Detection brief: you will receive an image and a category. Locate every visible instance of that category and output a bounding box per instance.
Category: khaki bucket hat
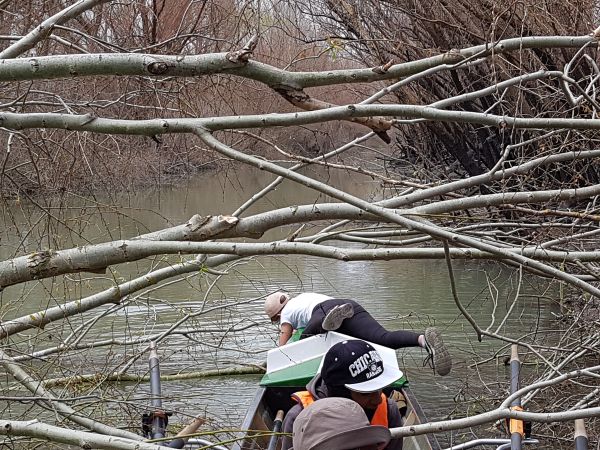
[292,397,391,450]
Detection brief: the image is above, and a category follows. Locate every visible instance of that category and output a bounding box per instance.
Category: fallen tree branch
[8,104,600,135]
[5,240,600,291]
[273,85,392,142]
[389,365,600,438]
[0,349,141,440]
[194,129,600,300]
[0,419,164,450]
[0,0,111,59]
[42,365,266,388]
[0,35,596,85]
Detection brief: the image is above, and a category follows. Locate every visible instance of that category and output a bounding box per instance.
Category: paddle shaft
[575,419,588,450]
[509,345,522,450]
[267,410,285,450]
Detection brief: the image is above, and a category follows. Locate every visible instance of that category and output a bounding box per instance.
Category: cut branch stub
[136,214,240,241]
[147,61,171,75]
[441,48,465,63]
[178,214,240,240]
[27,250,59,280]
[372,60,394,74]
[226,34,259,64]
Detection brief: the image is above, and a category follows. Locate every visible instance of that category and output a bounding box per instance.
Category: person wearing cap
[292,397,392,450]
[281,339,405,450]
[264,291,334,346]
[264,292,451,377]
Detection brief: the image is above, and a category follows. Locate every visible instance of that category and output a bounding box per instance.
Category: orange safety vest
[291,391,388,427]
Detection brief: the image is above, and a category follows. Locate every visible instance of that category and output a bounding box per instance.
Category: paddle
[166,416,206,449]
[267,410,285,450]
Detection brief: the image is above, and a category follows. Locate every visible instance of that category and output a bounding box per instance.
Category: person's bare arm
[279,323,293,346]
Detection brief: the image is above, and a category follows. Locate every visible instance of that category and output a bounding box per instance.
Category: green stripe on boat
[261,331,408,388]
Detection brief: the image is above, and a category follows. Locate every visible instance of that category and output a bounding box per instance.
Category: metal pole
[509,344,523,450]
[574,419,588,450]
[149,341,166,440]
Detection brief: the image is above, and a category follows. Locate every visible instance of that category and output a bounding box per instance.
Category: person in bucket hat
[281,340,405,450]
[292,397,392,450]
[264,291,451,377]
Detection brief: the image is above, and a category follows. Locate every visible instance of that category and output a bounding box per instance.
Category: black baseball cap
[321,340,402,393]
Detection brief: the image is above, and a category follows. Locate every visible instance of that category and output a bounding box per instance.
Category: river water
[0,166,561,445]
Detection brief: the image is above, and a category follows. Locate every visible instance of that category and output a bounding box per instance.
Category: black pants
[300,299,421,348]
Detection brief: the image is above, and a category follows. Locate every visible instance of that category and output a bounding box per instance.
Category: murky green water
[0,166,561,445]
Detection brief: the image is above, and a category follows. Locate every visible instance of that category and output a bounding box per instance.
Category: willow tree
[1,0,600,448]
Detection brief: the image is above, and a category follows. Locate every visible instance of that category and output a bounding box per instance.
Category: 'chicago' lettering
[348,350,382,377]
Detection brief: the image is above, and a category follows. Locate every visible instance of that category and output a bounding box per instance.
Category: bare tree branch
[0,0,111,59]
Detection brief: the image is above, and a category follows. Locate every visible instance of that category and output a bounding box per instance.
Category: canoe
[232,331,441,450]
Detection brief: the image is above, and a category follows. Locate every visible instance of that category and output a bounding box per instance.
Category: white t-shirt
[279,293,333,329]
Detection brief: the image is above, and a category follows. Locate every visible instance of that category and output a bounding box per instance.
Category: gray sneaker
[423,327,452,376]
[322,303,354,331]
